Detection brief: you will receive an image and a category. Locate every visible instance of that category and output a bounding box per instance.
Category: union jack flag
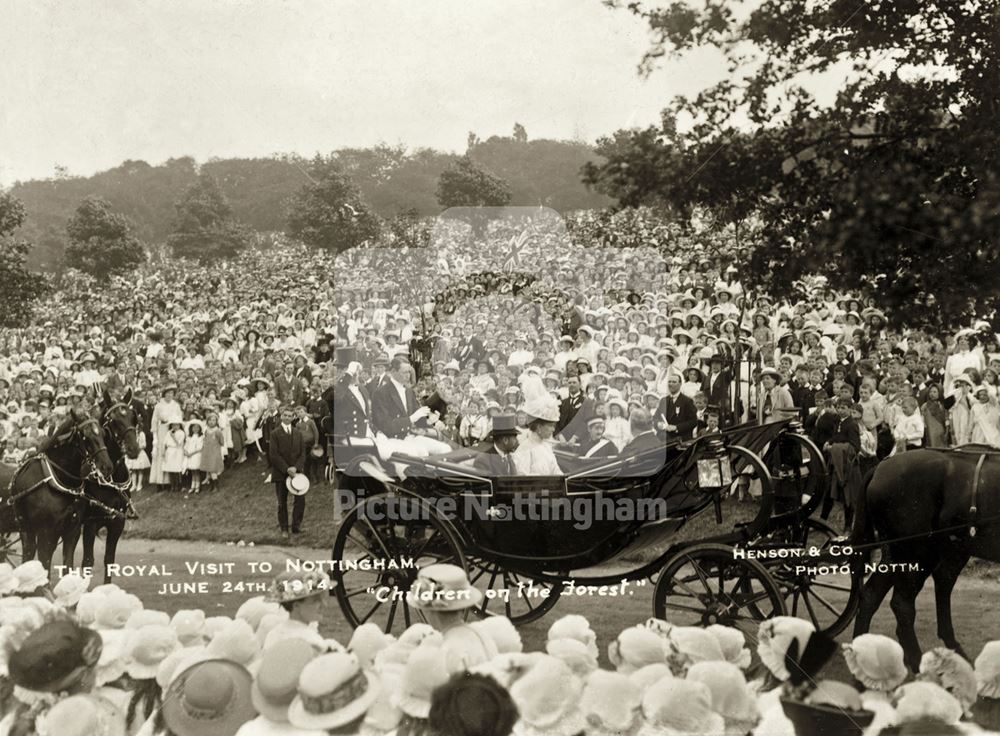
[502,229,531,273]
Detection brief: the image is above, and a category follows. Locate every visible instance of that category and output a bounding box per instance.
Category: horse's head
[69,406,115,477]
[100,388,140,460]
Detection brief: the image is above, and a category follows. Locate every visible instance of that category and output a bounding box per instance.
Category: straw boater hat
[288,652,381,730]
[286,474,310,496]
[392,645,450,719]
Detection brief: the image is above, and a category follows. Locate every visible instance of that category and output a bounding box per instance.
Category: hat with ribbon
[250,638,319,723]
[406,563,483,612]
[288,652,381,730]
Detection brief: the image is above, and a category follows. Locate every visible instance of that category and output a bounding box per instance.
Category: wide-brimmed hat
[125,624,181,679]
[13,560,49,593]
[509,656,585,735]
[406,563,483,612]
[639,677,725,736]
[780,695,874,736]
[251,638,319,723]
[286,474,310,495]
[162,658,256,736]
[579,670,641,736]
[35,693,126,736]
[392,645,450,718]
[288,652,381,730]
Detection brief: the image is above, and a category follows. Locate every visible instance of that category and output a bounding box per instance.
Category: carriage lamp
[697,440,733,490]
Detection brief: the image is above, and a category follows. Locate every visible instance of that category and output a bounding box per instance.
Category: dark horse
[6,407,114,575]
[851,446,1000,671]
[81,390,141,583]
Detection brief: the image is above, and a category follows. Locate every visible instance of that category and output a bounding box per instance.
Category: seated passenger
[472,415,521,477]
[577,416,618,459]
[513,373,564,476]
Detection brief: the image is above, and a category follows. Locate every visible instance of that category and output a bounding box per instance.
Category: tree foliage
[64,196,146,277]
[0,191,48,327]
[167,172,253,262]
[594,0,1000,329]
[436,156,512,208]
[285,158,381,254]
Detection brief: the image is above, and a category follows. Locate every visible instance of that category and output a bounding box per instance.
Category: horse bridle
[88,402,139,514]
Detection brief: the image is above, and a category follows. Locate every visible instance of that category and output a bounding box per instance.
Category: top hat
[489,414,519,437]
[334,347,358,367]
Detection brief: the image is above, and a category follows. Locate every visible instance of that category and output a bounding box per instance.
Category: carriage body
[326,416,867,636]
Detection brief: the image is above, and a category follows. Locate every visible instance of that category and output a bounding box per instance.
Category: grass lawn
[129,459,342,552]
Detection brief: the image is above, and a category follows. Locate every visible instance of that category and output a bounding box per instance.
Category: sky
[0,0,737,186]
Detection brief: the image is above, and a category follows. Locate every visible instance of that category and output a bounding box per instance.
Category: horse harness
[4,418,128,522]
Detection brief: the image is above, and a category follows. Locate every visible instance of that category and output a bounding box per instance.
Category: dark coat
[578,437,618,458]
[331,381,372,437]
[556,394,596,443]
[472,444,518,476]
[268,423,306,480]
[371,379,420,439]
[654,393,698,441]
[701,369,731,413]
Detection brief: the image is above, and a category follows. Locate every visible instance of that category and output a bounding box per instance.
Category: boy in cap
[578,415,618,459]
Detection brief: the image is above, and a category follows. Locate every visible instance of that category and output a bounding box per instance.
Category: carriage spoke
[805,588,841,616]
[386,598,399,631]
[358,600,383,626]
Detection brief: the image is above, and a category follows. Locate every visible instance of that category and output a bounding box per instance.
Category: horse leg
[103,520,124,584]
[932,549,971,658]
[34,527,60,578]
[82,520,97,574]
[853,552,895,637]
[21,530,37,562]
[889,570,926,673]
[61,517,81,571]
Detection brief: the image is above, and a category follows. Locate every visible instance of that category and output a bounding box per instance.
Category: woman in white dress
[513,374,563,476]
[944,332,985,396]
[148,385,183,488]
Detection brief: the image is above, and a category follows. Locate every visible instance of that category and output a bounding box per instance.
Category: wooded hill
[10,137,610,270]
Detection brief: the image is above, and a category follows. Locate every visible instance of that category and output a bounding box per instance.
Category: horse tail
[849,465,877,560]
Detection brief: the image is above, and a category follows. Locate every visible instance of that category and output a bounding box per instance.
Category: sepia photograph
[1,1,999,734]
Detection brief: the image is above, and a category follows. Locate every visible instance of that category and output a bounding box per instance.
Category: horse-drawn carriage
[326,419,863,640]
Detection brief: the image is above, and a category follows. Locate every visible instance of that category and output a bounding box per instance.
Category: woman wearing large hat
[512,372,563,476]
[148,384,183,489]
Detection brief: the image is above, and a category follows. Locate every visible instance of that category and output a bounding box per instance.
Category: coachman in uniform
[330,347,372,438]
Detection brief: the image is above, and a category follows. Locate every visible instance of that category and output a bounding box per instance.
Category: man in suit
[622,409,665,475]
[274,362,297,403]
[269,405,307,540]
[472,415,520,476]
[578,416,618,459]
[654,374,698,442]
[701,355,732,425]
[556,375,595,444]
[371,357,430,439]
[757,368,796,424]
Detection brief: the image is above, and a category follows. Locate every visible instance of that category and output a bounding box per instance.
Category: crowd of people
[1,210,1000,518]
[0,558,999,735]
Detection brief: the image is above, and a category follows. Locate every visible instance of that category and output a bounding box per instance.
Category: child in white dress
[125,429,151,491]
[184,421,205,494]
[162,421,186,492]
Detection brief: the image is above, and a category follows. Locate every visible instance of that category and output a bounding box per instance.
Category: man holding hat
[269,405,307,539]
[472,414,520,476]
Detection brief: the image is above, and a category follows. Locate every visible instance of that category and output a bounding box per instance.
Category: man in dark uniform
[578,416,618,459]
[329,347,372,438]
[371,357,427,439]
[472,414,520,476]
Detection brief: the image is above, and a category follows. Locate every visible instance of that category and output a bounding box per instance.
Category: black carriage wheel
[465,556,563,625]
[769,517,862,636]
[0,532,22,566]
[653,543,786,640]
[331,493,466,635]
